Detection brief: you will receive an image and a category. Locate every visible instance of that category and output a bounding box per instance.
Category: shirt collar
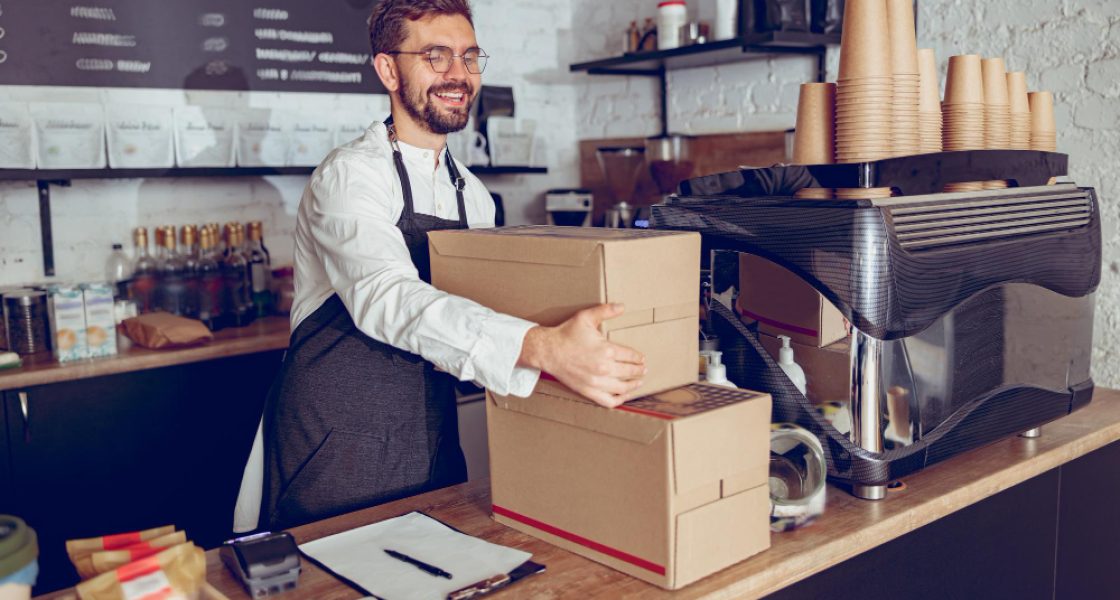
[395,134,447,171]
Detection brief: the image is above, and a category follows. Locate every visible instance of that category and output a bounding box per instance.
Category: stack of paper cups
[1028,91,1056,152]
[917,49,943,153]
[793,83,836,199]
[981,57,1011,189]
[1007,72,1031,150]
[835,0,894,198]
[942,54,985,192]
[887,0,920,158]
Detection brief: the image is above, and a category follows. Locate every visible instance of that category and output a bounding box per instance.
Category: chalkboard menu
[0,0,386,94]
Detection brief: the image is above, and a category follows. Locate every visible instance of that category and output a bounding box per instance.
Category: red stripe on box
[616,405,676,420]
[492,504,666,576]
[740,309,819,337]
[126,543,163,561]
[102,531,142,550]
[116,555,162,581]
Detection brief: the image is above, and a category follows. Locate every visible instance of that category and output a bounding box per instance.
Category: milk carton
[47,285,89,362]
[81,283,118,357]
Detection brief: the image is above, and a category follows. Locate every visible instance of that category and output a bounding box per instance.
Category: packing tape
[768,423,827,532]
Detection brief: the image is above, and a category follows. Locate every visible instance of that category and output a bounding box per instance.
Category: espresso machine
[651,150,1099,499]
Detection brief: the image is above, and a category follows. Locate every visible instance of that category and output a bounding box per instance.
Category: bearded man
[236,0,646,530]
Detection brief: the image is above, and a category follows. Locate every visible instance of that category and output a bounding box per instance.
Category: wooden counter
[0,316,290,392]
[38,388,1120,600]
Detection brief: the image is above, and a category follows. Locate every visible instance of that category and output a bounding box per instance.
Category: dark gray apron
[261,118,469,529]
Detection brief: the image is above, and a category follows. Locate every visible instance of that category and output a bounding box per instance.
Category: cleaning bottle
[776,335,807,395]
[704,351,738,388]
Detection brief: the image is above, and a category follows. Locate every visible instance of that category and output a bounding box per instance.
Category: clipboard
[446,560,546,600]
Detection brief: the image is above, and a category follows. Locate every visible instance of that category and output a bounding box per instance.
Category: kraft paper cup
[944,55,984,105]
[1028,91,1056,132]
[838,0,893,80]
[981,58,1009,105]
[1007,72,1030,113]
[917,49,942,112]
[793,83,836,165]
[887,0,919,75]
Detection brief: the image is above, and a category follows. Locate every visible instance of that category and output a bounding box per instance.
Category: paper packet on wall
[106,105,175,168]
[174,106,236,167]
[0,102,35,168]
[30,103,107,169]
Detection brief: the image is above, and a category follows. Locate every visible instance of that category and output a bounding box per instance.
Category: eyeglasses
[386,46,489,74]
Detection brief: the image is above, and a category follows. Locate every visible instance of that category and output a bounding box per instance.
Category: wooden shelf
[570,31,840,77]
[0,165,546,182]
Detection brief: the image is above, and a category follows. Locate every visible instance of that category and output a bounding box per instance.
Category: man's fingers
[610,361,646,381]
[608,343,645,365]
[581,303,625,328]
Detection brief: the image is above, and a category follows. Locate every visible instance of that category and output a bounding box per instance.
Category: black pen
[384,548,453,579]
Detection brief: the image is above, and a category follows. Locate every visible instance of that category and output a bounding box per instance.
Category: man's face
[394,14,482,135]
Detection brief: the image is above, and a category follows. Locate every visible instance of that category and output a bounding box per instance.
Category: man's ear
[372,53,400,93]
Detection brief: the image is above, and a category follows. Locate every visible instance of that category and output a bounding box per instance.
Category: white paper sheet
[298,511,531,600]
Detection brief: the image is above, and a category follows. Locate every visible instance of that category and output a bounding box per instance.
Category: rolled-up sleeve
[307,157,540,397]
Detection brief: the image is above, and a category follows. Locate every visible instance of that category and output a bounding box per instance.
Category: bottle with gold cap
[197,226,224,330]
[157,225,187,316]
[246,221,272,317]
[129,227,158,313]
[179,225,201,319]
[221,222,255,327]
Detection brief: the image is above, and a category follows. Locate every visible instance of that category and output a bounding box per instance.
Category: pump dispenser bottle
[704,351,738,388]
[776,335,807,395]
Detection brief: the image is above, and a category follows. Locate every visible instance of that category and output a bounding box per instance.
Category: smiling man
[241,0,647,530]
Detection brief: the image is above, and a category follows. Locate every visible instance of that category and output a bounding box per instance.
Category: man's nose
[443,55,470,80]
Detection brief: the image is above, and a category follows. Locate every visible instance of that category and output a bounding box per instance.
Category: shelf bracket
[36,179,69,277]
[657,66,668,137]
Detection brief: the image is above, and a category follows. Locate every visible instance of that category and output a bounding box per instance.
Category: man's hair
[368,0,474,57]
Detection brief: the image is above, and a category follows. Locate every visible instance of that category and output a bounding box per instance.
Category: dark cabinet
[0,350,282,594]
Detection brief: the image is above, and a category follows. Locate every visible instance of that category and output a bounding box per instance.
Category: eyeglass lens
[428,46,487,74]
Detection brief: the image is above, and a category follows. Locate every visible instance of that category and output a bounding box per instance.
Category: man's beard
[399,76,475,134]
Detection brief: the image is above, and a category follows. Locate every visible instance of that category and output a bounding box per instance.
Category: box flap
[489,390,667,445]
[673,484,770,588]
[624,384,772,496]
[429,227,602,268]
[601,232,700,313]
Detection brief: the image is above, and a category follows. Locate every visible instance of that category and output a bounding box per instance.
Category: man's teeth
[436,92,464,101]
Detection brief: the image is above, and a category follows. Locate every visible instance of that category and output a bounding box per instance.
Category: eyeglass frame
[384,45,489,74]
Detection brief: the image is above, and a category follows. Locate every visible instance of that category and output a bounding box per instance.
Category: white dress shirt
[292,121,540,396]
[233,121,539,533]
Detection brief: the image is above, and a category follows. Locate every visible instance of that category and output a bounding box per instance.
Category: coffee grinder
[595,146,645,228]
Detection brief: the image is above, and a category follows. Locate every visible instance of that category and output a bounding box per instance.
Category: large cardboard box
[758,332,851,404]
[487,383,772,589]
[430,226,700,401]
[737,253,847,347]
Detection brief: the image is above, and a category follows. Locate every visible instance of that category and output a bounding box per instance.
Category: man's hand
[518,304,646,408]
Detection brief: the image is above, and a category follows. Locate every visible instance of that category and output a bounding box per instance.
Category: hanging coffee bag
[31,103,107,169]
[106,105,175,168]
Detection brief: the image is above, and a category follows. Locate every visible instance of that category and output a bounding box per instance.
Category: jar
[0,515,39,600]
[4,290,49,356]
[657,0,688,50]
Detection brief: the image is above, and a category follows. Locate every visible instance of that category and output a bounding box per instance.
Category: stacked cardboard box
[431,227,773,589]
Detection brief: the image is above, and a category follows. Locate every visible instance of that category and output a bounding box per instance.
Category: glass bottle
[157,225,188,316]
[197,226,224,331]
[222,222,255,327]
[179,225,201,319]
[104,243,133,299]
[129,227,159,313]
[246,221,272,317]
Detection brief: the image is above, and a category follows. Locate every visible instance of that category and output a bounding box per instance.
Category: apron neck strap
[384,116,468,228]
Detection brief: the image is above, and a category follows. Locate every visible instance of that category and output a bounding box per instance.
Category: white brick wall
[570,0,1120,389]
[0,0,583,286]
[1,0,1116,389]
